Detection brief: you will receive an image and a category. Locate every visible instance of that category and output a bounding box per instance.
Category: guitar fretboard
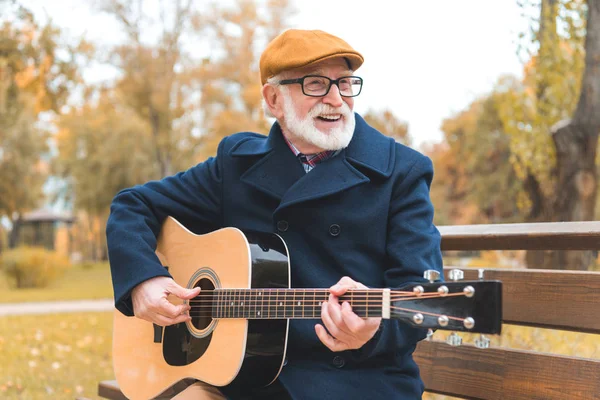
[197,289,385,319]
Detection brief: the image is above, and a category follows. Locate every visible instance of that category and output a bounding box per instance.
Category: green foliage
[55,90,157,214]
[1,247,71,289]
[0,99,48,220]
[496,0,587,211]
[0,5,81,225]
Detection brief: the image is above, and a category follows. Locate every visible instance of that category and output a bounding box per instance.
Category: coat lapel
[277,153,369,211]
[232,124,305,200]
[230,114,396,210]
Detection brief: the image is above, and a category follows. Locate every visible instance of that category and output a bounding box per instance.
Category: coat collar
[230,114,395,178]
[229,114,396,209]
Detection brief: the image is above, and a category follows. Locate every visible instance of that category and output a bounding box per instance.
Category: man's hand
[315,276,382,352]
[131,276,200,326]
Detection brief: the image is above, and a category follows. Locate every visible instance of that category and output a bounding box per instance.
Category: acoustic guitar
[112,217,502,400]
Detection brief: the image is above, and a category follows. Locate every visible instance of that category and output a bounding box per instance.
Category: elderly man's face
[274,58,357,153]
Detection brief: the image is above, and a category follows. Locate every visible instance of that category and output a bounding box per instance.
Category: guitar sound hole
[191,278,215,331]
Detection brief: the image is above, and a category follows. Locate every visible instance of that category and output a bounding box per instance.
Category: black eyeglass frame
[278,75,364,98]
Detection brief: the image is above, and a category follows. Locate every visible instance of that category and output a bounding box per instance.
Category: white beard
[280,88,355,151]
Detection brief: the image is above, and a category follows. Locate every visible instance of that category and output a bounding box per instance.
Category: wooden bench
[98,221,600,399]
[416,221,600,399]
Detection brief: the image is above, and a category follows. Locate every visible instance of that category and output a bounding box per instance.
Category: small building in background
[11,209,75,256]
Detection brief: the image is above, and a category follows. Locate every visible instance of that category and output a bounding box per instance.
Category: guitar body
[112,217,290,400]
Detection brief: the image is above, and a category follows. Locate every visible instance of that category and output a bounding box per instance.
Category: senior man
[106,28,443,400]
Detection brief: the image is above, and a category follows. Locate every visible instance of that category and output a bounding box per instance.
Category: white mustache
[308,103,351,118]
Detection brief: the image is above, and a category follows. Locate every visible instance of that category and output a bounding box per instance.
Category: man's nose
[322,84,344,108]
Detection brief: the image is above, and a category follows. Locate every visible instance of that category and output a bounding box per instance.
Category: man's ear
[262,84,284,119]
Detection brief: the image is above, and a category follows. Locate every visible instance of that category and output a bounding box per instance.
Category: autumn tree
[363,109,411,146]
[95,0,206,177]
[428,89,521,226]
[0,5,79,247]
[194,0,295,158]
[55,89,156,260]
[496,0,599,269]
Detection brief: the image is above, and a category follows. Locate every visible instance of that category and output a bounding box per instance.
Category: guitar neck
[199,288,389,319]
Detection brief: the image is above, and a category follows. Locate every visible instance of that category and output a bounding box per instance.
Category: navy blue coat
[106,114,443,399]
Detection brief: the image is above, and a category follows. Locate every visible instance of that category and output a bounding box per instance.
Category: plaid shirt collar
[283,136,340,173]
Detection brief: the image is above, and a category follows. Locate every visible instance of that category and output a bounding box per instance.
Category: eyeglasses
[278,75,363,97]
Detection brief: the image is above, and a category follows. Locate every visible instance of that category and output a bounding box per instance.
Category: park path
[0,299,113,316]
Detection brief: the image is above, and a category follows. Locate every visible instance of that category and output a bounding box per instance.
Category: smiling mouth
[317,115,342,122]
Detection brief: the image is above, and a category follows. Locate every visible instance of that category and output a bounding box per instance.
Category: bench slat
[439,221,600,250]
[444,268,600,334]
[98,380,128,400]
[415,340,600,400]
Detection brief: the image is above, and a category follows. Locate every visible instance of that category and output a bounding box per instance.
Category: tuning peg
[426,329,434,341]
[423,269,441,283]
[446,332,462,346]
[449,269,464,281]
[475,334,490,349]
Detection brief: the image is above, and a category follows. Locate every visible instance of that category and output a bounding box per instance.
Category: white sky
[17,0,527,150]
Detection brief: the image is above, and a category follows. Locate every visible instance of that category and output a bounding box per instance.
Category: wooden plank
[443,268,600,334]
[438,221,600,250]
[98,380,128,400]
[98,379,196,399]
[415,340,600,400]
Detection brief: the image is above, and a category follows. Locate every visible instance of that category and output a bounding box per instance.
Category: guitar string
[185,292,469,321]
[186,289,458,301]
[186,292,464,305]
[186,294,463,308]
[184,303,469,321]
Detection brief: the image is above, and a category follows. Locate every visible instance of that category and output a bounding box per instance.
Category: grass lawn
[0,263,113,303]
[0,312,114,400]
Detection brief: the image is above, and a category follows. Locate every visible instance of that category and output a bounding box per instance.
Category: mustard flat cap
[260,29,364,85]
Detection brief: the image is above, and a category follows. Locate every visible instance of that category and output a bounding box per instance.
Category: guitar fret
[227,290,231,319]
[232,290,237,319]
[240,289,243,319]
[253,289,257,319]
[232,290,236,318]
[259,289,263,319]
[238,289,242,318]
[212,290,217,318]
[221,289,225,319]
[221,290,224,319]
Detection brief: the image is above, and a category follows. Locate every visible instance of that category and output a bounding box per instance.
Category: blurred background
[0,0,598,399]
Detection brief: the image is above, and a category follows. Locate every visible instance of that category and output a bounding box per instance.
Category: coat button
[332,355,345,368]
[329,224,341,237]
[277,220,289,232]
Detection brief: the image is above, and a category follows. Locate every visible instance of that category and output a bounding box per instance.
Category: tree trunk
[8,215,21,248]
[529,0,600,270]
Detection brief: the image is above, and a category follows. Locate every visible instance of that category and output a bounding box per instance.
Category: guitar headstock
[390,279,502,334]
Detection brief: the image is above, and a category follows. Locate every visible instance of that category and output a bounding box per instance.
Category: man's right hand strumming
[131,276,200,326]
